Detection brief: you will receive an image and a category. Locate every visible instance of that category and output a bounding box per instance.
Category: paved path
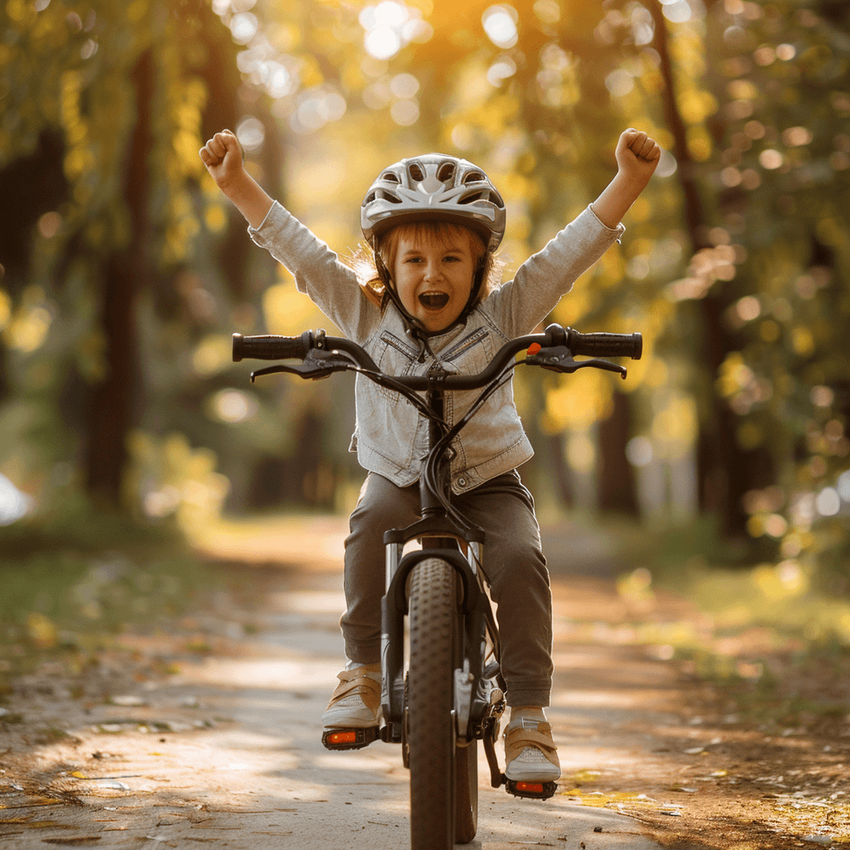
[0,517,671,848]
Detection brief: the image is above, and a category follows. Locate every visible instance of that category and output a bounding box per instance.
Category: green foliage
[0,489,181,556]
[1,0,848,585]
[0,496,214,691]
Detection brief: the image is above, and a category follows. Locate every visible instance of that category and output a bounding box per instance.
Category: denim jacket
[249,202,624,494]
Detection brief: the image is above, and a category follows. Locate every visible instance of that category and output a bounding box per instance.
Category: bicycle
[232,322,642,849]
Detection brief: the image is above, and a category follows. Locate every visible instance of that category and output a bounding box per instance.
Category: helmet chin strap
[375,254,485,346]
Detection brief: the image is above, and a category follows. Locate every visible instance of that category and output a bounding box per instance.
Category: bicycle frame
[232,322,643,814]
[378,365,506,787]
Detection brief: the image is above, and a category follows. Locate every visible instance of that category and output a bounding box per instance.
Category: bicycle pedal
[504,779,558,800]
[322,726,379,751]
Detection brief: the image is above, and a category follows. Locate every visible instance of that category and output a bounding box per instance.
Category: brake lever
[525,346,628,380]
[250,349,353,382]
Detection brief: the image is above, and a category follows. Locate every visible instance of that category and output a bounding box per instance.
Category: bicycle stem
[421,366,450,522]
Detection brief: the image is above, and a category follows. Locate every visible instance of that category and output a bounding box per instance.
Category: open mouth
[418,292,450,310]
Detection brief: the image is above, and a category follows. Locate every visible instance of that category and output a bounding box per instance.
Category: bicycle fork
[378,535,507,775]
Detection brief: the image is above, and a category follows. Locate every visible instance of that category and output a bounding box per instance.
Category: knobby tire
[407,558,478,848]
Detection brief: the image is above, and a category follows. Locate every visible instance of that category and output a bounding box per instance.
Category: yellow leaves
[628,196,652,224]
[727,79,759,100]
[791,326,815,357]
[298,55,324,88]
[716,352,749,398]
[169,79,208,182]
[815,215,846,248]
[0,288,10,330]
[4,287,53,353]
[127,431,230,531]
[652,394,698,455]
[541,368,612,434]
[677,89,718,125]
[127,0,149,24]
[752,560,809,600]
[617,567,655,606]
[26,613,58,649]
[263,281,328,333]
[192,334,233,378]
[204,204,228,234]
[498,172,537,205]
[60,70,82,117]
[63,147,94,182]
[269,21,303,52]
[5,0,33,24]
[758,319,779,343]
[686,125,713,161]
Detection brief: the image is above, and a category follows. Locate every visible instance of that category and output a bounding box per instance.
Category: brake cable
[422,359,519,529]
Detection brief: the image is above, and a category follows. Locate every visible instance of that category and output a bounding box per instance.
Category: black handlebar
[232,324,642,389]
[566,330,642,360]
[232,331,315,362]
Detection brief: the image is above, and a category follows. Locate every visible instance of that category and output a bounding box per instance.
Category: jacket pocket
[442,328,489,363]
[375,331,420,401]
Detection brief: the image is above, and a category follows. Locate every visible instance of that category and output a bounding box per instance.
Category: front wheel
[454,737,478,844]
[407,558,478,848]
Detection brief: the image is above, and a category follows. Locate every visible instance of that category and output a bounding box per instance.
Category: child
[200,128,660,785]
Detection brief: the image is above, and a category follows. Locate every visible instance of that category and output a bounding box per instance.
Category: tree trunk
[84,50,154,504]
[545,433,574,508]
[649,3,757,538]
[0,129,68,404]
[597,390,640,515]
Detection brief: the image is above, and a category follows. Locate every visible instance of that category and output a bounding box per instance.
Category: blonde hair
[348,221,504,310]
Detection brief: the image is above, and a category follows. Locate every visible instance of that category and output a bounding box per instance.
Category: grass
[0,502,218,695]
[603,515,850,727]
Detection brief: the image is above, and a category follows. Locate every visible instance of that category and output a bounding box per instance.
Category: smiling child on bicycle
[200,127,659,787]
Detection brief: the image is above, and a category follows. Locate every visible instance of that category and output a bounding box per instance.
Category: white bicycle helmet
[361,153,506,252]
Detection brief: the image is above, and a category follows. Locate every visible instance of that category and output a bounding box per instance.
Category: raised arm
[589,129,661,229]
[199,129,274,230]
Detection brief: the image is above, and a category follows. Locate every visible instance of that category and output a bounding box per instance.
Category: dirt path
[1,516,847,849]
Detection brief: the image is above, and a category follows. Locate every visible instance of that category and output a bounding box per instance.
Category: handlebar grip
[232,331,314,362]
[567,331,642,360]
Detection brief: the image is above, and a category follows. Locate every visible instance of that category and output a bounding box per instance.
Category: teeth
[419,292,449,309]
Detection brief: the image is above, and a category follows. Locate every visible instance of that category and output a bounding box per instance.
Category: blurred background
[1,0,849,608]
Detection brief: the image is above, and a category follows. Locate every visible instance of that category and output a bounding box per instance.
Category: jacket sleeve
[485,205,625,338]
[247,201,377,341]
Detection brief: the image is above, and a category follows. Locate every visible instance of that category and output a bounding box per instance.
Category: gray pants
[341,471,553,707]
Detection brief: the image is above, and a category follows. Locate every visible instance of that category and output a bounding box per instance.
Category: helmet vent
[362,153,506,252]
[437,162,456,183]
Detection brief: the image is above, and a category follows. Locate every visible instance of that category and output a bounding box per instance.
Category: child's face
[390,230,477,333]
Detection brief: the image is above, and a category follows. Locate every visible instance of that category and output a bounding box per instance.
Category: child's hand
[199,129,246,192]
[615,129,661,187]
[589,129,662,227]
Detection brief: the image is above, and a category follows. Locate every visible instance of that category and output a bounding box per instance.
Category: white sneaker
[504,718,561,782]
[321,663,381,730]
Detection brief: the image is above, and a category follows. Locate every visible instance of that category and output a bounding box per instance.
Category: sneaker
[321,663,382,730]
[503,718,561,783]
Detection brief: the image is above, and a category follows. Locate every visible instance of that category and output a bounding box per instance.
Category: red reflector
[329,732,357,744]
[516,782,544,793]
[527,343,542,356]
